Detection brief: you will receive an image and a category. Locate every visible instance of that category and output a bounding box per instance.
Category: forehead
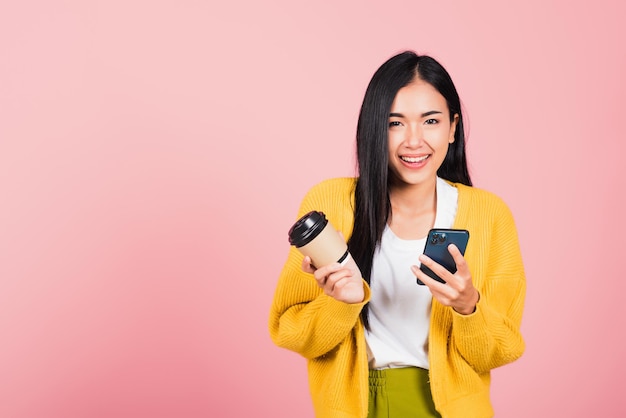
[391,80,448,113]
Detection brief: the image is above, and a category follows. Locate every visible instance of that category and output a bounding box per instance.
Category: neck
[387,177,438,239]
[388,179,437,239]
[389,177,437,214]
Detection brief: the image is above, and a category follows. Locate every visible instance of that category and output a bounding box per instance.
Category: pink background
[1,1,624,417]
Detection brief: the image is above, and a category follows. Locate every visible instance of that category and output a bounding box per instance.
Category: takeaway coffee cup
[288,211,350,268]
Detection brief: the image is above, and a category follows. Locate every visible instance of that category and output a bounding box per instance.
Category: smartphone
[417,229,469,285]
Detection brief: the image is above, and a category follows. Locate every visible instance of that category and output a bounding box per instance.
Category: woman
[269,51,526,418]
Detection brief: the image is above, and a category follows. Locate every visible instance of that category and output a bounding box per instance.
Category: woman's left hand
[411,244,479,315]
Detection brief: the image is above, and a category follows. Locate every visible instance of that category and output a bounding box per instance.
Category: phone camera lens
[431,233,446,245]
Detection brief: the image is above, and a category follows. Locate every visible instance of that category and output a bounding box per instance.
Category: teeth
[401,155,428,163]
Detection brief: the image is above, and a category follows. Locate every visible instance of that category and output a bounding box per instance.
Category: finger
[412,265,458,306]
[411,265,447,291]
[314,262,342,278]
[447,244,470,277]
[301,256,316,274]
[324,268,353,290]
[326,273,351,295]
[313,262,343,286]
[418,254,456,286]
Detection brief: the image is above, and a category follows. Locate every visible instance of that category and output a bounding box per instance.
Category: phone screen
[417,229,469,285]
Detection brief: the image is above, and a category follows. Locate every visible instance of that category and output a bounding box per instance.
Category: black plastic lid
[288,211,328,247]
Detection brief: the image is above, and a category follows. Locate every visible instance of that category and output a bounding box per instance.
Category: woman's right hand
[302,255,365,304]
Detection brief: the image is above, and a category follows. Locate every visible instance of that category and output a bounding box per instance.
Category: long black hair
[347,51,472,328]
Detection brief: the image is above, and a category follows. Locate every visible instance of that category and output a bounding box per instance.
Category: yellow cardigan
[269,178,526,418]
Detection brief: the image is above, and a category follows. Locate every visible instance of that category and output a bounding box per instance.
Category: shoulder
[297,177,357,234]
[302,177,357,203]
[449,182,516,228]
[454,182,510,211]
[297,177,356,214]
[307,177,357,194]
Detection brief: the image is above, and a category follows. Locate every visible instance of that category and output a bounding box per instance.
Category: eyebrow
[389,110,443,118]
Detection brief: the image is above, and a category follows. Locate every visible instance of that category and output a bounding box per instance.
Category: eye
[424,119,439,125]
[389,121,403,128]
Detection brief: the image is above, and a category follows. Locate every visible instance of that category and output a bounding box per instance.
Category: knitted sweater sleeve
[268,179,370,360]
[450,191,526,373]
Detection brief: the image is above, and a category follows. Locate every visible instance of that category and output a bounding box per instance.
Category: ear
[449,114,460,144]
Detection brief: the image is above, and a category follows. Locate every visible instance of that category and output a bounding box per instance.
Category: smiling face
[387,78,459,190]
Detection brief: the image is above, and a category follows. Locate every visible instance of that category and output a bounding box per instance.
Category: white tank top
[365,177,458,370]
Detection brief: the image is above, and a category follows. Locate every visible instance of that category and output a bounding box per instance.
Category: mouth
[399,155,430,164]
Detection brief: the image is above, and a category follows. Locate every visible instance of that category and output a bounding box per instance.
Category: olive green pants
[368,367,441,418]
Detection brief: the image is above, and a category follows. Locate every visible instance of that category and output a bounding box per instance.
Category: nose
[405,124,423,147]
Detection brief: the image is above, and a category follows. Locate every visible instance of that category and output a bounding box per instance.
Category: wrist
[453,289,480,315]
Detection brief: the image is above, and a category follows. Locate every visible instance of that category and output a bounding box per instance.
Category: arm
[413,198,526,372]
[450,201,526,372]
[269,248,370,359]
[268,179,370,359]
